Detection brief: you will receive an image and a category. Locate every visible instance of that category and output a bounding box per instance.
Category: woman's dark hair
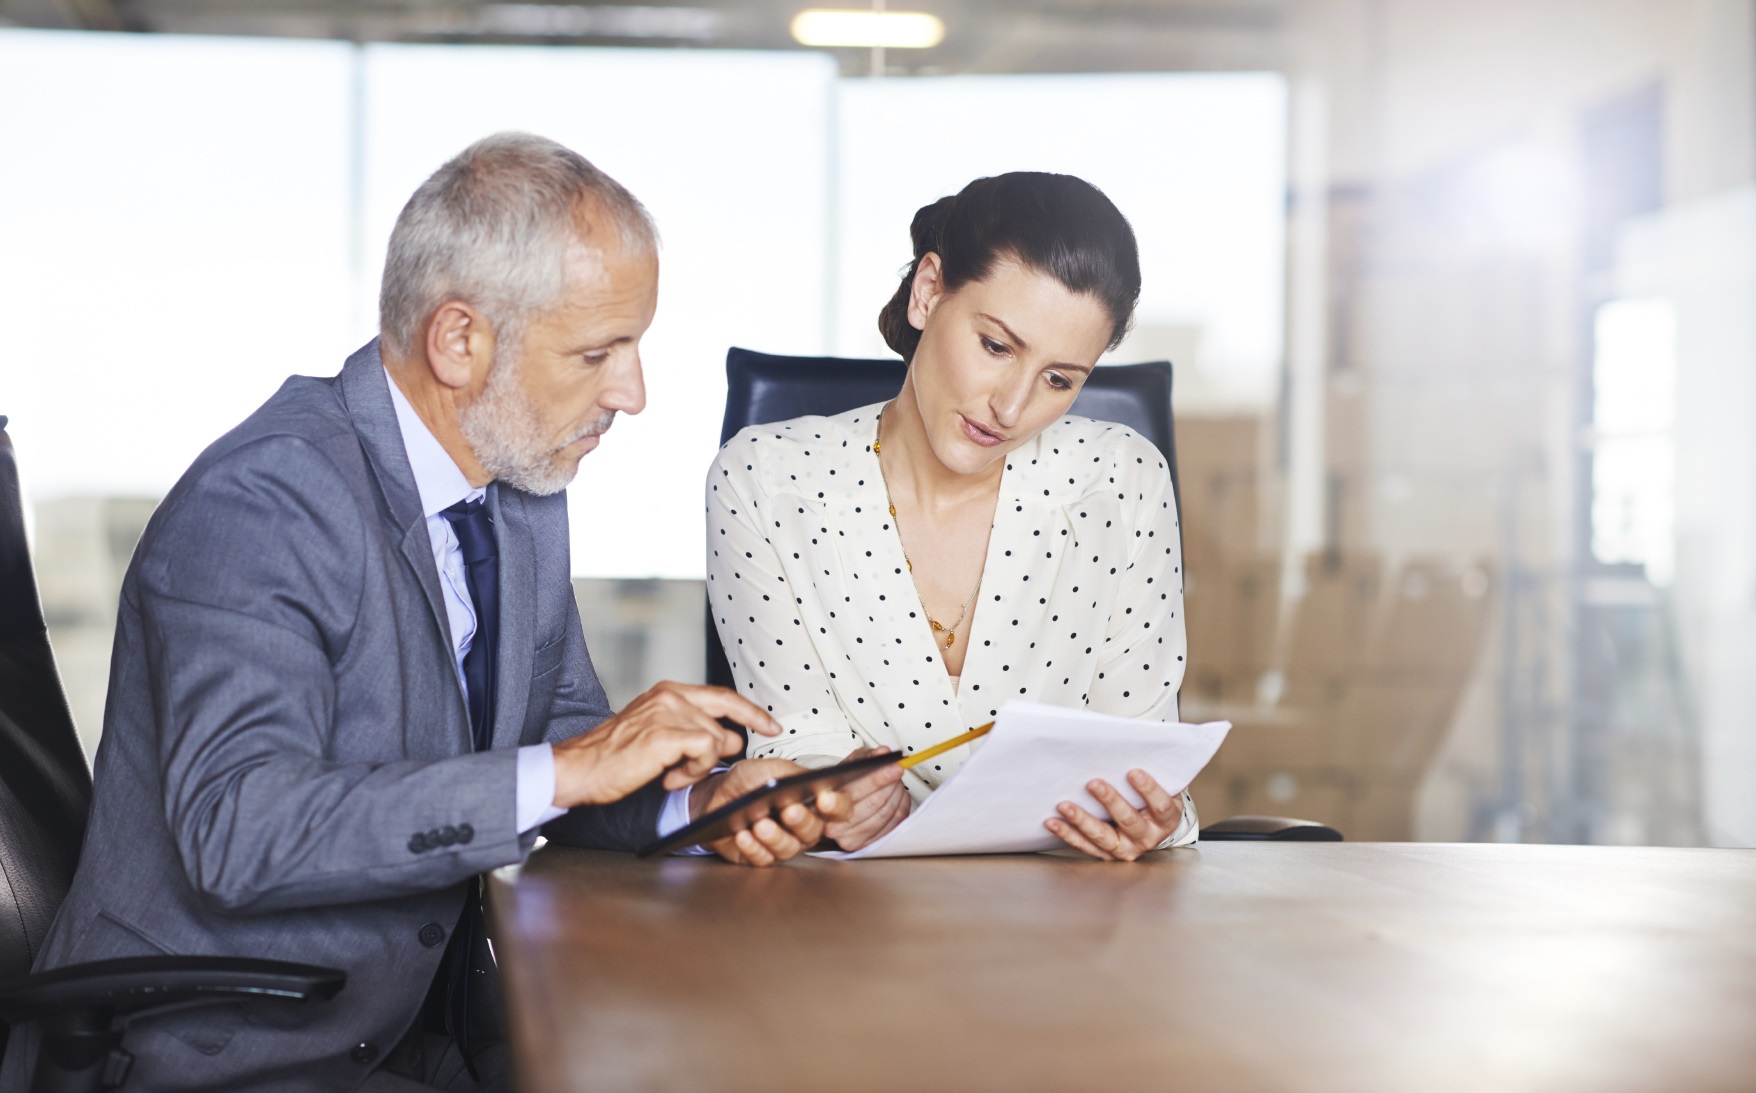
[877,172,1142,362]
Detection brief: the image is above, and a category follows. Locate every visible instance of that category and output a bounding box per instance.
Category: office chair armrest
[1201,815,1344,841]
[0,957,344,1090]
[0,955,345,1023]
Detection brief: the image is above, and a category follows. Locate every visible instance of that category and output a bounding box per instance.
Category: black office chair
[0,417,345,1092]
[707,349,1341,843]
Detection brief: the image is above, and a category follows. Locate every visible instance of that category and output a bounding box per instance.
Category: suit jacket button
[408,834,428,854]
[351,1042,378,1065]
[426,828,443,848]
[438,826,458,847]
[457,823,474,845]
[418,922,446,948]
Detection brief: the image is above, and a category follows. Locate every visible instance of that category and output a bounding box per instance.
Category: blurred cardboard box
[1174,409,1495,843]
[1284,553,1382,674]
[1365,557,1493,673]
[1210,708,1330,770]
[1177,416,1263,565]
[1194,552,1493,841]
[1184,555,1282,678]
[1190,765,1358,834]
[1329,680,1458,772]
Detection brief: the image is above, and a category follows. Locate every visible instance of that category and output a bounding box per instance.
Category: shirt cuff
[657,785,693,837]
[1158,789,1200,849]
[657,784,717,855]
[515,744,568,834]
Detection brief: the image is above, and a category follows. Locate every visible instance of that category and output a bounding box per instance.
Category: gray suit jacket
[0,341,662,1091]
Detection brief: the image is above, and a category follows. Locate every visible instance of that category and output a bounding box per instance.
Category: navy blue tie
[440,498,497,753]
[437,497,497,1079]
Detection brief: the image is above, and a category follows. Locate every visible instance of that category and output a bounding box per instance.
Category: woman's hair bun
[909,195,956,261]
[878,196,957,357]
[876,173,1141,363]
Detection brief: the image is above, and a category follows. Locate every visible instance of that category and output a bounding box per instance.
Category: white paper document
[815,701,1231,860]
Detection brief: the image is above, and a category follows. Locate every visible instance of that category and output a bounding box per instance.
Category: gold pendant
[944,631,956,648]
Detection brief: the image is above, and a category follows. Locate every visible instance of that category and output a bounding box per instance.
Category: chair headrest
[0,417,47,640]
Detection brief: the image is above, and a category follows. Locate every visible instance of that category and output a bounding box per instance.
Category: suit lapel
[488,485,535,750]
[336,340,472,753]
[397,521,462,725]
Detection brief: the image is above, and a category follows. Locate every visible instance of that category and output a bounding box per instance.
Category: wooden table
[488,843,1756,1092]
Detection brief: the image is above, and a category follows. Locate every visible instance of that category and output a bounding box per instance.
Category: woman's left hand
[823,747,912,852]
[1045,769,1186,862]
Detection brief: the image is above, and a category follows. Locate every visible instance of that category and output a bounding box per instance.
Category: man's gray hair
[379,132,656,359]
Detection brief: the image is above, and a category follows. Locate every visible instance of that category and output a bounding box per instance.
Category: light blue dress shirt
[384,369,694,840]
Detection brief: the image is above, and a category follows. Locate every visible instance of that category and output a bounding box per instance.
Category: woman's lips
[959,414,1005,447]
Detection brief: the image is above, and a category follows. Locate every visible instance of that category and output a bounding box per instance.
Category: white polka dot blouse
[705,403,1197,845]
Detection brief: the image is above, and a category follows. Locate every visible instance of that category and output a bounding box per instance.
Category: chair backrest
[0,417,94,986]
[707,347,1178,689]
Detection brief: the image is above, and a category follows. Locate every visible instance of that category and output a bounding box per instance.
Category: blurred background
[1,0,1748,847]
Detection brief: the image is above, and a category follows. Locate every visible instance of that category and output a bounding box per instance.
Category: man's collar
[384,366,486,518]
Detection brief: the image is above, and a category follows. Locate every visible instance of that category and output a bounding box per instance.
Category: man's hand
[550,682,780,809]
[691,758,852,868]
[823,747,912,852]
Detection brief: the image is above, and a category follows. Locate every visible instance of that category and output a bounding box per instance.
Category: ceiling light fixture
[790,8,946,49]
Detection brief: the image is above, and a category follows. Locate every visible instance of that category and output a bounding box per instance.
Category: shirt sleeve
[1087,435,1199,849]
[514,744,567,833]
[1088,435,1187,721]
[525,743,704,847]
[706,447,858,767]
[654,782,720,855]
[1159,794,1200,847]
[656,784,693,836]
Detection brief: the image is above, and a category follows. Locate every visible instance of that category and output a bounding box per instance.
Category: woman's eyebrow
[980,313,1093,373]
[979,313,1030,352]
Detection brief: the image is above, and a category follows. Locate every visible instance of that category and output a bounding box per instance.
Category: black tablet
[636,752,899,858]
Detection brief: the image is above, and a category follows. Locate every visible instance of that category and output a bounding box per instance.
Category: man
[0,133,845,1092]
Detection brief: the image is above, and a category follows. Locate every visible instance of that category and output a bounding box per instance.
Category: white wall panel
[1616,188,1756,847]
[0,30,355,499]
[835,74,1287,412]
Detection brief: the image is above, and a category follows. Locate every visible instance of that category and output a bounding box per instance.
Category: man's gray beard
[458,349,612,496]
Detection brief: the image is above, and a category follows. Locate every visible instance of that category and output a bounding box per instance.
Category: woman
[706,172,1194,861]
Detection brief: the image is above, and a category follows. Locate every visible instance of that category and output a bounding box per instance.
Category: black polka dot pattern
[704,404,1190,809]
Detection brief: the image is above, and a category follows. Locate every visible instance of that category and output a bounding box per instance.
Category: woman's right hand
[824,747,912,851]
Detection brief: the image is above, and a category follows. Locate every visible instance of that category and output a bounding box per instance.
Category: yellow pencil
[896,721,995,770]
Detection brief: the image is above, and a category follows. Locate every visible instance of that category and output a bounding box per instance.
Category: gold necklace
[874,406,977,650]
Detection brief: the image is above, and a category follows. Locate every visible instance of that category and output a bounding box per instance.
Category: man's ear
[424,301,495,391]
[906,252,946,333]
